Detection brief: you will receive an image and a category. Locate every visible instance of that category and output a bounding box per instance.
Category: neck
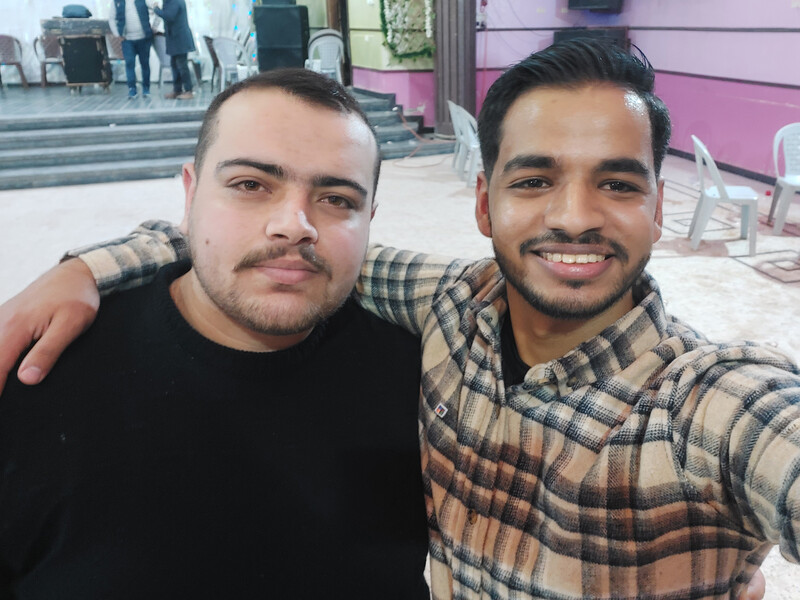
[170,271,312,353]
[506,286,635,366]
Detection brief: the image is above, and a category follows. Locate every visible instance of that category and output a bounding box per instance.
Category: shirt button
[467,509,478,525]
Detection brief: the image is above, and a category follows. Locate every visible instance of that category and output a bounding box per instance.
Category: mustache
[519,231,629,264]
[234,245,332,277]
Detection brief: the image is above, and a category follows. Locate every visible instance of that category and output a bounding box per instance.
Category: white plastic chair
[768,123,800,234]
[447,100,482,187]
[305,29,343,84]
[688,135,759,256]
[212,36,257,92]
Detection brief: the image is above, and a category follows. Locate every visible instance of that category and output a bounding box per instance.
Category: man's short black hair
[478,39,671,180]
[194,68,381,196]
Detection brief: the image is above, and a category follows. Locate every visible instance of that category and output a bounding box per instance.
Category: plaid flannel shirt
[73,221,800,600]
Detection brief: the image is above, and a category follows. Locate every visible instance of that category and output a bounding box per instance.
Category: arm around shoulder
[0,258,99,395]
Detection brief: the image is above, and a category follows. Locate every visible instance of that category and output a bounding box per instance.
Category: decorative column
[434,0,476,135]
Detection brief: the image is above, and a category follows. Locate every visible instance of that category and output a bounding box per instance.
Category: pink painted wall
[472,0,800,177]
[352,67,436,125]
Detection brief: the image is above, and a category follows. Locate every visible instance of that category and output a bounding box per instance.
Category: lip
[252,259,319,285]
[527,246,615,281]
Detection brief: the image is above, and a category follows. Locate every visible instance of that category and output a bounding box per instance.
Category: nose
[543,182,605,238]
[264,194,319,245]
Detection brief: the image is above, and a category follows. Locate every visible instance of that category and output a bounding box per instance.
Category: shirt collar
[480,270,670,393]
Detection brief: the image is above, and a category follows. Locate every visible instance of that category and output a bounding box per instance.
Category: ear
[652,177,664,243]
[180,162,197,235]
[370,198,379,221]
[475,171,492,238]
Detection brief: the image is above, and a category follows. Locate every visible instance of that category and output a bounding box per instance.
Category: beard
[493,231,650,321]
[191,242,349,337]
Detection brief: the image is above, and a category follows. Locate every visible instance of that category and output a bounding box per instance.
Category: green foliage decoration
[379,0,435,60]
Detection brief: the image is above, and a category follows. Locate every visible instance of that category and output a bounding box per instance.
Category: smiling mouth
[539,252,609,264]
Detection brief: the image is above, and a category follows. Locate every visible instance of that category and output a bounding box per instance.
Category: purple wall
[474,0,800,177]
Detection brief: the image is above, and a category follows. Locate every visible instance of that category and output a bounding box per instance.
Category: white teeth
[542,252,606,264]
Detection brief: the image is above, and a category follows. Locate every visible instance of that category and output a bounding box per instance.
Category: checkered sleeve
[64,220,188,296]
[356,245,471,335]
[676,345,800,560]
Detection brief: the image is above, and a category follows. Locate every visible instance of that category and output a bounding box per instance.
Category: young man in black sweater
[0,71,429,598]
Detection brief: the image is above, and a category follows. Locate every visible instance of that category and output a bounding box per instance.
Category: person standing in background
[109,0,154,99]
[153,0,196,100]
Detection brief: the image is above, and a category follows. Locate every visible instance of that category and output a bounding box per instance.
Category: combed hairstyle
[478,39,672,181]
[193,68,381,196]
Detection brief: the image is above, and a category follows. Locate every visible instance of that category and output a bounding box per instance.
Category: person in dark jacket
[109,0,154,99]
[153,0,196,99]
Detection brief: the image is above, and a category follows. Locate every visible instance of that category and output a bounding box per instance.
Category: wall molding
[351,66,434,74]
[667,148,776,186]
[656,69,800,91]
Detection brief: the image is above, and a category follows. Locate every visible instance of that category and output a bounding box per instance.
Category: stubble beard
[493,237,650,321]
[191,242,351,337]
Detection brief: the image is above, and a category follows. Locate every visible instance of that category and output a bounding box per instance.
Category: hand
[0,259,100,395]
[737,567,766,600]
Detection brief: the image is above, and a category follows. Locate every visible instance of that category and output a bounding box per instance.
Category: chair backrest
[691,135,729,201]
[153,33,169,65]
[34,34,62,61]
[774,123,800,179]
[308,30,343,71]
[308,28,342,48]
[447,100,467,145]
[212,37,245,68]
[449,101,478,146]
[0,34,23,63]
[105,34,124,60]
[203,35,220,70]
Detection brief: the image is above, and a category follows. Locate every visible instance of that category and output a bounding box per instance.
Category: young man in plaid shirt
[1,41,794,598]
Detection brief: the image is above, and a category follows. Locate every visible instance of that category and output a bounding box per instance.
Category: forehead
[206,88,377,187]
[499,83,654,170]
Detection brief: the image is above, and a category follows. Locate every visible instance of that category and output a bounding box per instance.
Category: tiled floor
[0,81,212,115]
[0,92,799,597]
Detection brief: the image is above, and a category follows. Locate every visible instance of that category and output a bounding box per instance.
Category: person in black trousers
[153,0,196,99]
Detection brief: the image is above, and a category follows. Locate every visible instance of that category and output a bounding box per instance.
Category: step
[0,138,197,169]
[0,107,206,132]
[353,96,395,113]
[365,109,403,127]
[372,121,418,143]
[0,121,201,151]
[0,157,191,190]
[379,138,455,160]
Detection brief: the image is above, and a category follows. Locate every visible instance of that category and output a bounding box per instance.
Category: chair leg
[746,204,757,256]
[40,63,47,88]
[15,64,28,88]
[687,193,704,239]
[772,185,799,235]
[689,199,715,250]
[767,183,783,224]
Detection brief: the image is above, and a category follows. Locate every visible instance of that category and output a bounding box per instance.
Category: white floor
[1,152,800,597]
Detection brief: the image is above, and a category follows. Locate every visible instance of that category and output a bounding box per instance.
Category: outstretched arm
[0,220,187,395]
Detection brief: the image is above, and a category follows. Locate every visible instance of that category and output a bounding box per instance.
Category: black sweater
[0,262,429,599]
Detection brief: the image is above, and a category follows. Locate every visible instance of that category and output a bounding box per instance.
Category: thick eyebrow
[595,158,651,179]
[502,154,556,175]
[216,159,285,179]
[311,175,368,202]
[215,159,368,202]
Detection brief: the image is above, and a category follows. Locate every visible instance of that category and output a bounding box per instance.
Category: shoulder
[654,337,800,412]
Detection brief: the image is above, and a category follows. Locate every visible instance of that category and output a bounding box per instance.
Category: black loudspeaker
[60,36,112,85]
[253,5,309,70]
[257,47,305,71]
